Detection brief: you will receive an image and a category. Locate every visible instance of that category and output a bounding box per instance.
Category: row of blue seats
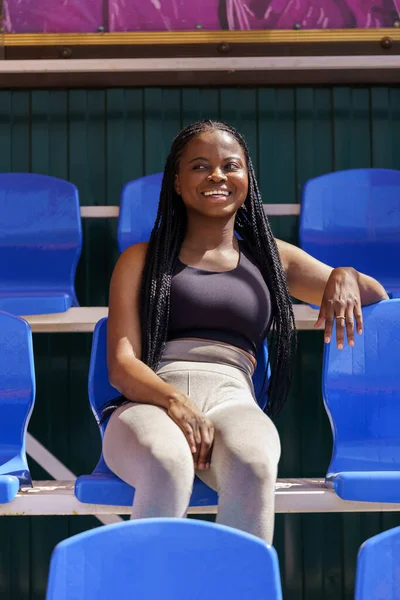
[1,298,399,509]
[0,168,399,317]
[45,518,400,600]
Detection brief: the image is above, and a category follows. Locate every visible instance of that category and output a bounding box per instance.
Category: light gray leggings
[103,340,281,543]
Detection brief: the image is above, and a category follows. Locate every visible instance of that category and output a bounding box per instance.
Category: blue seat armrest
[331,472,400,503]
[0,294,74,316]
[0,475,20,503]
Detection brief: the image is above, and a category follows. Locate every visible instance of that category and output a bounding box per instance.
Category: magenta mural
[110,0,221,31]
[4,0,103,33]
[229,0,399,29]
[4,0,400,33]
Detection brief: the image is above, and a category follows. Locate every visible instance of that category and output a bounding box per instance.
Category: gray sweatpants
[103,340,281,543]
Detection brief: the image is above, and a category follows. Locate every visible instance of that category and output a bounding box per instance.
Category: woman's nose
[207,168,227,182]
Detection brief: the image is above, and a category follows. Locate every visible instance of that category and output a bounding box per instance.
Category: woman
[103,120,387,543]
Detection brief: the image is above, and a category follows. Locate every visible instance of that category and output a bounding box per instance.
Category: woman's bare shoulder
[110,242,149,297]
[114,242,149,273]
[120,241,148,262]
[109,242,149,321]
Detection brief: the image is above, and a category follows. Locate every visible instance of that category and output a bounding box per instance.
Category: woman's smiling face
[175,128,249,218]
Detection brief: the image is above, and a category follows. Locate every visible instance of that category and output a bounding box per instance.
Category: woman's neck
[183,213,236,252]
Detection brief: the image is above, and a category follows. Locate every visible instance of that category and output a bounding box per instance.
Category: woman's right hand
[167,394,214,470]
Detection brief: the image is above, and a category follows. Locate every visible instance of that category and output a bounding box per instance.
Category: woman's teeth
[203,191,230,196]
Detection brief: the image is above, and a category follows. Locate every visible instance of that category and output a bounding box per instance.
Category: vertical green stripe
[11,91,31,171]
[333,87,371,170]
[0,91,12,172]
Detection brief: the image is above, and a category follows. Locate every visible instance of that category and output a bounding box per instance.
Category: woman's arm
[276,239,389,347]
[276,240,388,307]
[107,242,182,408]
[107,243,214,468]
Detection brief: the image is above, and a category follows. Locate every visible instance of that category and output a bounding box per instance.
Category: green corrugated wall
[0,86,400,599]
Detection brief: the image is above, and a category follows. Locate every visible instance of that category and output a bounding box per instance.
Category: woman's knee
[146,441,195,487]
[218,443,278,491]
[236,452,278,486]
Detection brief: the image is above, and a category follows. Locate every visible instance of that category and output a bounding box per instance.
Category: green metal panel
[0,86,399,599]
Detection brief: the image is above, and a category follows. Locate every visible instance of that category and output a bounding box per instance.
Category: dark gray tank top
[168,240,273,356]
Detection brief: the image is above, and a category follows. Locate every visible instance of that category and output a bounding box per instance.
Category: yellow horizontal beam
[4,29,400,46]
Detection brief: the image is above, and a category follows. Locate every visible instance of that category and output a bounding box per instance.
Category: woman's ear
[174,173,181,195]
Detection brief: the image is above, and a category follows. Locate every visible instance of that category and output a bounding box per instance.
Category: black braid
[140,120,296,419]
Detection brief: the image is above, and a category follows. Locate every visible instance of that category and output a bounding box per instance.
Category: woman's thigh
[103,402,194,486]
[196,397,281,491]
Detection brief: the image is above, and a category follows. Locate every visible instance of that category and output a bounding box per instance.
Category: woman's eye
[193,164,207,170]
[225,163,239,170]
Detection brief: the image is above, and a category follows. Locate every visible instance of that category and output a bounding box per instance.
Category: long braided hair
[140,120,296,419]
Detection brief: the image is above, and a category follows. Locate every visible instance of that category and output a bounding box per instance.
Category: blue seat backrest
[118,173,163,252]
[117,173,270,407]
[300,169,400,291]
[323,299,400,476]
[46,518,282,600]
[355,526,400,600]
[89,317,116,437]
[0,173,82,302]
[0,310,35,486]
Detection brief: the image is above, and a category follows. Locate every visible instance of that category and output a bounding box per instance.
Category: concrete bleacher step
[2,479,400,516]
[23,305,322,333]
[79,204,301,218]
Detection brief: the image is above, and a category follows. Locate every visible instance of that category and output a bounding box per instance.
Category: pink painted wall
[4,0,400,32]
[110,0,220,31]
[228,0,398,29]
[4,0,103,33]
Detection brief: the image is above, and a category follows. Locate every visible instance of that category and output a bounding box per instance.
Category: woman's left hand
[314,267,363,349]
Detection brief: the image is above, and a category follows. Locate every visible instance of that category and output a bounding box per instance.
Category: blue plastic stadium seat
[75,317,269,506]
[0,173,82,315]
[0,310,35,503]
[300,169,400,299]
[323,299,400,502]
[355,526,400,600]
[118,173,164,252]
[47,518,282,600]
